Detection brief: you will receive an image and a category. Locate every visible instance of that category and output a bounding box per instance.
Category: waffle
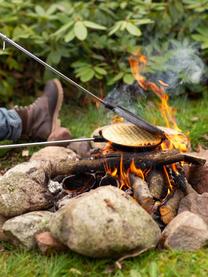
[101,123,162,147]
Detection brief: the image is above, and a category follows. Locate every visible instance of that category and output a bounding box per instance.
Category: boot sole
[51,79,64,133]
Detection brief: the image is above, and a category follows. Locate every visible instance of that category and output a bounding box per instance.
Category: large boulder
[3,211,53,249]
[50,186,161,258]
[160,211,208,250]
[0,173,52,217]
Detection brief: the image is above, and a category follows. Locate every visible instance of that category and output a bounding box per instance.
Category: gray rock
[3,211,53,249]
[50,186,161,258]
[160,211,208,250]
[68,140,91,158]
[188,149,208,193]
[178,192,208,225]
[5,160,51,185]
[31,146,78,176]
[0,172,52,217]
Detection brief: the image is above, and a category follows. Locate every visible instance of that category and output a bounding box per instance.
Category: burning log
[146,169,167,200]
[160,189,184,225]
[52,150,206,177]
[130,174,154,214]
[172,171,197,195]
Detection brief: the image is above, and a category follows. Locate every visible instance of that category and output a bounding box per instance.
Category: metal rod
[0,32,106,105]
[0,138,95,149]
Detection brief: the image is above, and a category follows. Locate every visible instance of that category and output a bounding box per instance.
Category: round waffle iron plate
[101,122,163,148]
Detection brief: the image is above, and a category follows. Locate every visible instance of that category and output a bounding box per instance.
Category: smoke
[147,41,205,89]
[105,40,205,114]
[105,83,145,114]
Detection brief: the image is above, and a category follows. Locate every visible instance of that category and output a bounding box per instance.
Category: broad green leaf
[35,5,45,16]
[94,66,107,75]
[46,4,57,15]
[71,61,89,68]
[64,29,75,42]
[80,68,94,82]
[75,67,92,77]
[83,21,106,30]
[126,22,141,36]
[53,21,74,37]
[109,21,122,36]
[137,18,154,25]
[107,72,124,85]
[74,21,88,41]
[123,73,134,84]
[47,50,61,65]
[95,73,103,79]
[120,21,127,31]
[201,42,208,49]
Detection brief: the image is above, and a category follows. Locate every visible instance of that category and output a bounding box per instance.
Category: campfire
[0,45,207,258]
[59,52,205,229]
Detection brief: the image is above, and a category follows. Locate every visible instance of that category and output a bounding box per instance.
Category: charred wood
[172,171,197,195]
[146,169,167,200]
[130,174,154,214]
[52,150,206,177]
[160,189,184,225]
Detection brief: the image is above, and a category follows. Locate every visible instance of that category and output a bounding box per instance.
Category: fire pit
[59,121,205,228]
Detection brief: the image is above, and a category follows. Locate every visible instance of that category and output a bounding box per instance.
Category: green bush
[0,0,208,102]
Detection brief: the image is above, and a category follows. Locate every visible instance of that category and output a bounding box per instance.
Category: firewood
[172,171,197,195]
[52,150,206,177]
[160,189,184,225]
[146,169,167,200]
[130,174,154,214]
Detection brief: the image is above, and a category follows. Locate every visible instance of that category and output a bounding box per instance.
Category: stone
[0,172,52,217]
[4,160,51,185]
[3,211,53,249]
[67,140,91,158]
[50,186,161,258]
[188,149,208,193]
[31,146,79,176]
[0,215,8,241]
[178,192,208,225]
[160,211,208,250]
[35,231,67,254]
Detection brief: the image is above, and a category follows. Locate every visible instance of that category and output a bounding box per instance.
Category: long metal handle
[0,32,106,105]
[0,138,95,149]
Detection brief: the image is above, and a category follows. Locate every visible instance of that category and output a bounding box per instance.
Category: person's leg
[0,79,71,142]
[0,108,22,141]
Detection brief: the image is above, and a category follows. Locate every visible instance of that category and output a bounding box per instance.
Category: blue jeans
[0,108,22,141]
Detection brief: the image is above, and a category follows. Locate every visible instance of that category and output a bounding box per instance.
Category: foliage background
[0,0,208,103]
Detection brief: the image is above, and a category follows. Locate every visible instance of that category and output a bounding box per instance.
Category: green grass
[0,94,208,276]
[1,246,208,277]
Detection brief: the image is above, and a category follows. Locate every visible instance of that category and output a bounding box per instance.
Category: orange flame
[130,159,144,180]
[129,52,189,153]
[104,157,147,190]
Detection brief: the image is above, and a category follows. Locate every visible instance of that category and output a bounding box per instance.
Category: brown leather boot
[15,79,71,141]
